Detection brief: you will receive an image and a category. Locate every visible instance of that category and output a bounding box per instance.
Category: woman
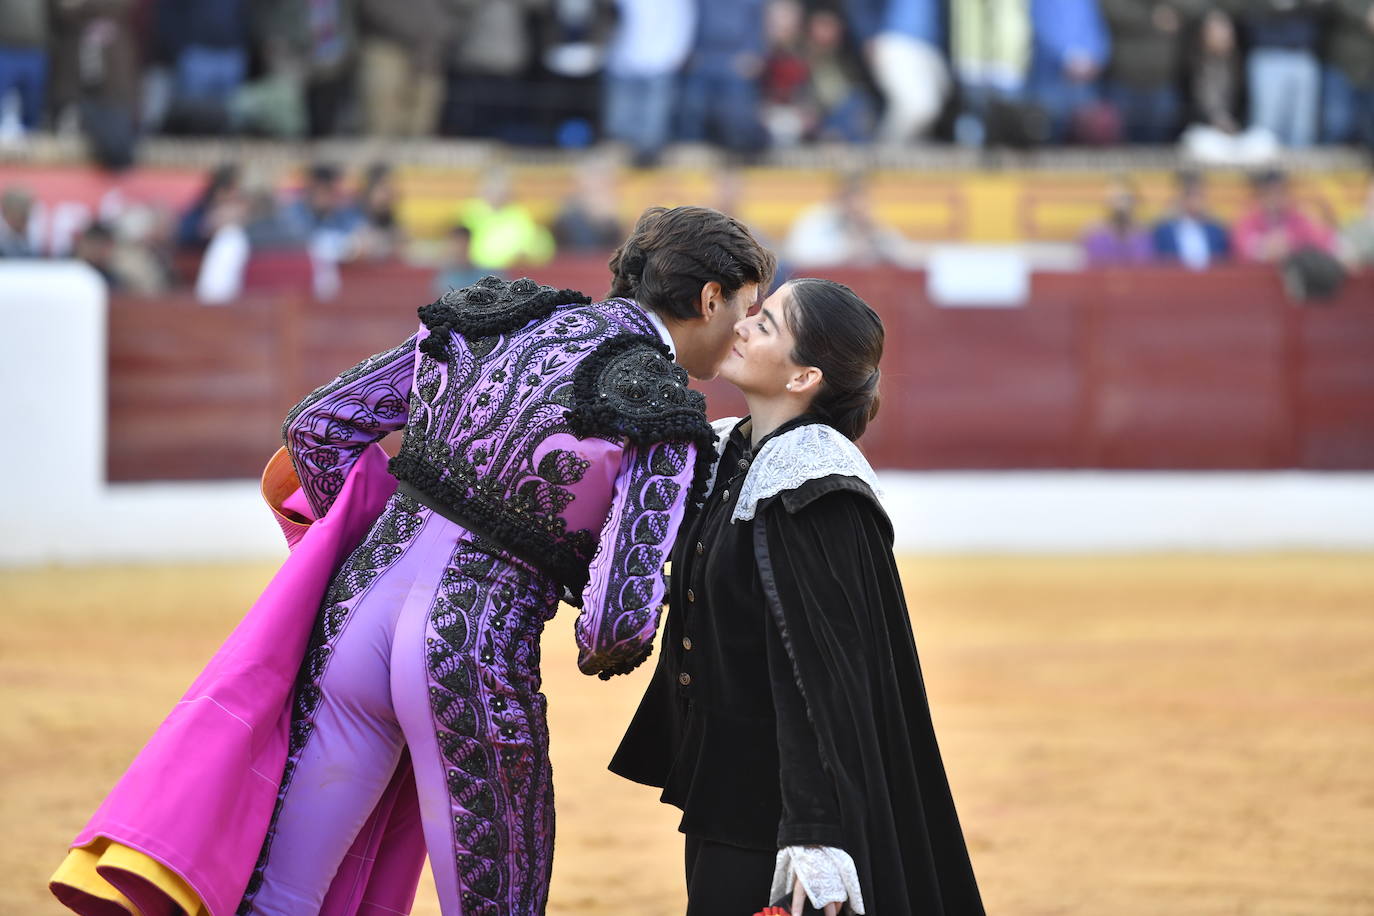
[611,278,984,915]
[52,206,775,916]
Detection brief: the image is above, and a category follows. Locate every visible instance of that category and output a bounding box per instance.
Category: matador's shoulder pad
[565,333,714,448]
[417,275,591,360]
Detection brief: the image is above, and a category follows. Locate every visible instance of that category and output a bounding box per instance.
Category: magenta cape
[61,445,428,916]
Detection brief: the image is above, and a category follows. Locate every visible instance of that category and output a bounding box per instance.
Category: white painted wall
[2,261,1371,566]
[0,262,283,565]
[876,471,1374,553]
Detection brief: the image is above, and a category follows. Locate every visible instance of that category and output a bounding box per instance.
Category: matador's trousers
[238,492,561,915]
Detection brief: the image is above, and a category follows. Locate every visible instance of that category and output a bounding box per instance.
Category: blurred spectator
[355,162,406,260]
[281,162,364,298]
[760,0,813,146]
[1100,1,1192,144]
[241,182,307,250]
[195,177,312,302]
[1081,176,1154,264]
[177,163,241,250]
[759,3,874,145]
[871,0,950,144]
[433,224,489,296]
[0,0,50,134]
[74,221,122,289]
[1240,0,1325,148]
[283,162,364,250]
[0,186,36,257]
[1151,170,1231,269]
[1322,0,1374,147]
[785,172,918,267]
[677,0,768,153]
[552,159,623,251]
[1026,0,1111,143]
[539,0,614,79]
[1336,176,1374,269]
[51,0,141,169]
[1189,7,1242,135]
[804,9,876,142]
[456,168,555,271]
[195,190,250,304]
[153,0,252,134]
[110,204,178,295]
[603,0,695,164]
[1233,169,1336,263]
[949,0,1034,146]
[533,0,616,147]
[440,0,534,141]
[357,0,447,137]
[250,0,357,138]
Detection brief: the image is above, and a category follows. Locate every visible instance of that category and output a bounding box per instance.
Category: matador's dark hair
[607,206,776,321]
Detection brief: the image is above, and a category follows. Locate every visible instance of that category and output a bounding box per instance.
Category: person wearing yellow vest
[456,167,555,271]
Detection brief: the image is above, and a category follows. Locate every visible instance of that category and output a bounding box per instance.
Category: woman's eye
[756,321,767,333]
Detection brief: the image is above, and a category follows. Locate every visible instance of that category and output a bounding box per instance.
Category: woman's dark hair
[608,206,776,321]
[785,277,884,441]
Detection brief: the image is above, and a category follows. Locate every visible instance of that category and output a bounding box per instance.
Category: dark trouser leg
[684,835,785,916]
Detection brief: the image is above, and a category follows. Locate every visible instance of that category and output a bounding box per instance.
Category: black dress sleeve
[755,481,985,915]
[766,607,846,848]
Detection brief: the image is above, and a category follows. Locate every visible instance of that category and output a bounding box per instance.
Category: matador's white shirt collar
[636,302,675,358]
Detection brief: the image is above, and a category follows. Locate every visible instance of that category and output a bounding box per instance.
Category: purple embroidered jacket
[245,278,716,913]
[281,277,713,678]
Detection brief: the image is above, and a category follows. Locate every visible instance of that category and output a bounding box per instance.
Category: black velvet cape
[612,418,984,915]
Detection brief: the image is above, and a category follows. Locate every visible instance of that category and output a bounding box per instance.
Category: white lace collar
[708,418,881,523]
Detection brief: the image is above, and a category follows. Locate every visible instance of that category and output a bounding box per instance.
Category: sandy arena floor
[3,555,1372,915]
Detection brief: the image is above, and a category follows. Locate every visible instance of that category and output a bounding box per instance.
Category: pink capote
[67,444,428,916]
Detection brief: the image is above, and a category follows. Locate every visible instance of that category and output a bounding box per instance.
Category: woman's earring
[785,383,794,391]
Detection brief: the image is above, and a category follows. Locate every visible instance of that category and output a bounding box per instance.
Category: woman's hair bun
[785,278,884,441]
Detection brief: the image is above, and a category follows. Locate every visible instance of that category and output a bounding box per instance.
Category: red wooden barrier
[107,260,1374,481]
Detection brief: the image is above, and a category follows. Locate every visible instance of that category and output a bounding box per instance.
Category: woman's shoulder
[736,420,882,522]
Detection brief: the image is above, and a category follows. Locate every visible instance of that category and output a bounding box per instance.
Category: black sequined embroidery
[566,334,717,505]
[418,276,593,361]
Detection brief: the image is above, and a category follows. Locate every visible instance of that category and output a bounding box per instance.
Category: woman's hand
[770,846,866,915]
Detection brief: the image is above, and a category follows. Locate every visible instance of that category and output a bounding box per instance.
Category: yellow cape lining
[51,837,208,916]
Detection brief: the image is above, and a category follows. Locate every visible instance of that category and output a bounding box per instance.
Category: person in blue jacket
[1152,171,1232,270]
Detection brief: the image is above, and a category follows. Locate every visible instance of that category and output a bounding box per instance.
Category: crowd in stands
[0,157,601,300]
[771,165,1374,286]
[1,1,1372,167]
[2,159,1372,304]
[1078,167,1370,270]
[1074,166,1374,296]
